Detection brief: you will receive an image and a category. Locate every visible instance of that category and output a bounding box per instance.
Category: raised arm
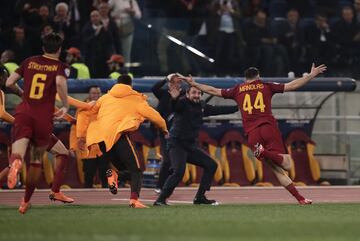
[167,80,187,112]
[284,63,327,92]
[151,78,167,99]
[182,75,222,97]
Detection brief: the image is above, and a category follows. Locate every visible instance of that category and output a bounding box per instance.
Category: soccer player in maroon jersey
[5,33,69,213]
[0,64,75,206]
[182,63,327,205]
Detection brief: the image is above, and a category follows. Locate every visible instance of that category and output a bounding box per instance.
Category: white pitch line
[111,198,193,204]
[2,185,360,193]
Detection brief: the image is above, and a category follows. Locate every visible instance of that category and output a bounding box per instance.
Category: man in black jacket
[154,85,238,206]
[151,73,182,193]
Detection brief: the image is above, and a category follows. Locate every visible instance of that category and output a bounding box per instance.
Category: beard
[191,98,200,103]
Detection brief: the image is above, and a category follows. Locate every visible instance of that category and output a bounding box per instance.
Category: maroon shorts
[247,123,285,154]
[12,112,53,148]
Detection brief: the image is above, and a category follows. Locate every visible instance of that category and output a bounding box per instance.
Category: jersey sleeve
[221,85,238,99]
[56,63,70,78]
[268,82,285,94]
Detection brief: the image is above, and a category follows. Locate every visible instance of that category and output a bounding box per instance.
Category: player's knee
[55,149,69,156]
[50,141,69,156]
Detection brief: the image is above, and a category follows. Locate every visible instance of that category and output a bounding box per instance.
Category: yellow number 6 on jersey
[29,73,46,99]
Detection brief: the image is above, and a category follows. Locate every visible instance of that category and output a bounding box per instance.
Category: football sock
[285,183,305,201]
[24,163,42,203]
[52,154,69,193]
[130,192,138,200]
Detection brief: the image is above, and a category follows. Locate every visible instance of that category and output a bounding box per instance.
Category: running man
[5,33,70,212]
[182,64,327,204]
[0,64,96,213]
[81,74,168,208]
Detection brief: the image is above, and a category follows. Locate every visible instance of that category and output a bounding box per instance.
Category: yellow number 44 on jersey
[243,91,266,114]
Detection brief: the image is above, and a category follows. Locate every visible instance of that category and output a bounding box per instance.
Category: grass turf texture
[1,204,360,241]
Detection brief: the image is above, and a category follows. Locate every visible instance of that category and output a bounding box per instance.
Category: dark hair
[87,85,100,93]
[186,85,203,95]
[244,67,260,79]
[0,64,9,90]
[42,32,63,54]
[0,64,9,77]
[117,74,132,86]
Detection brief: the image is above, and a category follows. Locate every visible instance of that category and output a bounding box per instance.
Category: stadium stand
[219,130,255,186]
[285,129,321,185]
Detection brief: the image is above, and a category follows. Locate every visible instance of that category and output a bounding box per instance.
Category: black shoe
[193,196,219,205]
[153,200,169,206]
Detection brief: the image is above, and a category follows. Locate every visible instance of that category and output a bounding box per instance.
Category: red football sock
[130,192,138,200]
[24,163,42,203]
[285,183,305,202]
[52,155,69,193]
[263,150,284,166]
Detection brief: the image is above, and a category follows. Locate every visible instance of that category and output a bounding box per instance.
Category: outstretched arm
[56,94,94,110]
[203,104,238,117]
[284,63,327,92]
[137,103,168,135]
[54,106,76,124]
[182,75,222,97]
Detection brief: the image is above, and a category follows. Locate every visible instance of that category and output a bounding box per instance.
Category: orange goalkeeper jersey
[71,99,102,159]
[0,90,15,123]
[82,84,168,152]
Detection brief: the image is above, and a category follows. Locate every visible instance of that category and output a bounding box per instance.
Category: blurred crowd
[1,0,360,78]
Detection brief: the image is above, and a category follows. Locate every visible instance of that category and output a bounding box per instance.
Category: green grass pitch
[1,203,360,241]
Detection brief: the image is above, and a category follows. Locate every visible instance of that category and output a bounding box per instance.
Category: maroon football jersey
[15,55,69,119]
[221,79,284,135]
